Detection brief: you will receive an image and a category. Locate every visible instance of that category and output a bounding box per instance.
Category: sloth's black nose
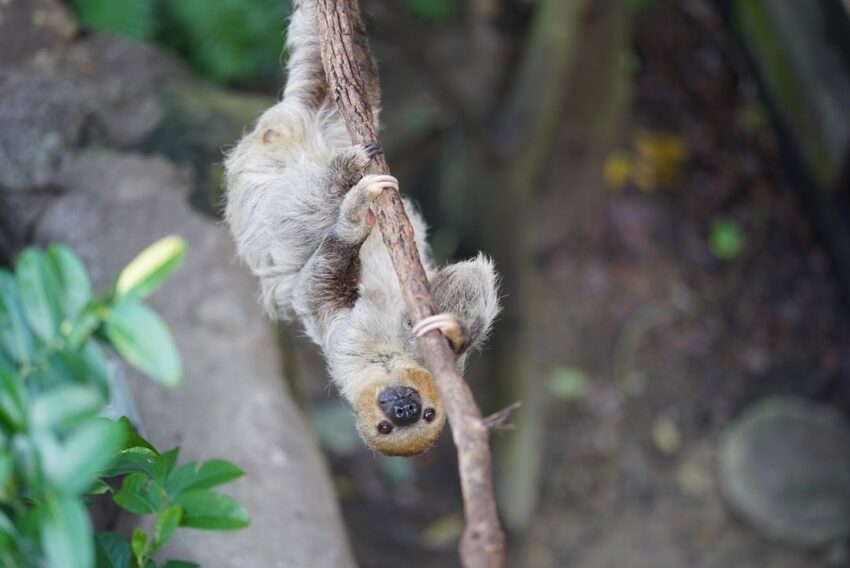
[378,385,422,427]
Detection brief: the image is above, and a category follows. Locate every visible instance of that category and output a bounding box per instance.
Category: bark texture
[315,1,506,566]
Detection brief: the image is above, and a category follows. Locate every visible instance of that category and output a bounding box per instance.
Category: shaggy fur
[223,0,500,455]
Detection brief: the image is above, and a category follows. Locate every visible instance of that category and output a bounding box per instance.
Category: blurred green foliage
[68,0,458,85]
[0,238,247,568]
[161,0,292,84]
[401,0,457,22]
[709,218,746,260]
[68,0,157,40]
[68,0,292,84]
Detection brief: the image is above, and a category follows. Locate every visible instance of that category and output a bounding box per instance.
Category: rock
[718,395,850,547]
[37,149,355,567]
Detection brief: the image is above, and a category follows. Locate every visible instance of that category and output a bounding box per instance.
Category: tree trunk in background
[477,0,633,532]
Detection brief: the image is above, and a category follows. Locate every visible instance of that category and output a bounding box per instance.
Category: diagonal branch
[314,1,507,566]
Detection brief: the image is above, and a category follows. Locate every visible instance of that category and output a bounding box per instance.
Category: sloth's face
[354,367,447,456]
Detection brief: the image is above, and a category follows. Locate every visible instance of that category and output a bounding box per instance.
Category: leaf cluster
[0,238,247,567]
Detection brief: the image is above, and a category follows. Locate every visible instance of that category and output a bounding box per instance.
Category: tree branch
[314,1,506,566]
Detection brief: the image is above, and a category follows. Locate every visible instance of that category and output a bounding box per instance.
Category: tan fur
[354,368,447,456]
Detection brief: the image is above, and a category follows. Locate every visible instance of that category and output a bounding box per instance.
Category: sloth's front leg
[298,167,398,330]
[334,173,398,243]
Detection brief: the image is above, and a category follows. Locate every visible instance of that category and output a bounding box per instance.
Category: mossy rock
[718,396,850,547]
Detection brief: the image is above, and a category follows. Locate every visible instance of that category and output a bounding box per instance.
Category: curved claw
[413,313,467,355]
[412,313,460,337]
[360,174,398,198]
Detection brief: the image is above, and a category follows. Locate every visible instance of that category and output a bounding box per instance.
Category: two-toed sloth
[224,0,500,456]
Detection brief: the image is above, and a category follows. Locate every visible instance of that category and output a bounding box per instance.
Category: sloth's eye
[377,421,394,435]
[423,408,436,423]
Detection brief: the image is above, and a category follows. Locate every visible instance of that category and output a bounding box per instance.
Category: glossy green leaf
[95,531,133,568]
[153,506,183,552]
[42,494,93,568]
[131,528,148,565]
[186,460,244,491]
[104,301,182,386]
[114,472,166,515]
[42,418,125,493]
[117,416,157,452]
[115,236,187,299]
[162,562,200,568]
[153,447,180,486]
[102,447,158,478]
[165,462,198,498]
[30,385,104,432]
[175,490,249,530]
[166,459,244,498]
[47,244,92,320]
[15,249,61,343]
[0,270,34,363]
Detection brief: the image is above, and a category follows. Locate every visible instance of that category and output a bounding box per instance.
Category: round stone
[718,396,850,547]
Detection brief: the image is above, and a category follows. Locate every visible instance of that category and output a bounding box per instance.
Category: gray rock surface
[1,1,356,565]
[718,396,850,548]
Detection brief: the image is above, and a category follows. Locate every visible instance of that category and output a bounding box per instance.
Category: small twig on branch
[314,1,507,566]
[483,402,522,431]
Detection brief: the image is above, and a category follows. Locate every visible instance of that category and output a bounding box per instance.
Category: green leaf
[42,418,126,493]
[709,218,746,260]
[95,531,133,568]
[131,528,149,565]
[175,490,249,530]
[0,451,12,489]
[153,506,183,552]
[153,447,180,486]
[102,447,158,478]
[171,459,244,495]
[30,385,104,432]
[42,494,93,568]
[162,562,200,568]
[104,300,182,386]
[0,270,35,363]
[80,339,111,395]
[117,416,157,452]
[115,236,187,299]
[11,433,40,493]
[64,307,103,350]
[164,458,245,500]
[47,244,92,321]
[87,479,114,495]
[114,472,166,515]
[15,248,61,343]
[0,359,26,430]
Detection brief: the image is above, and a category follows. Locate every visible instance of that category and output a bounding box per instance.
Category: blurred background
[2,0,850,566]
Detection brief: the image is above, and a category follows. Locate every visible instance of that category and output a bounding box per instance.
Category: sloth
[224,0,500,456]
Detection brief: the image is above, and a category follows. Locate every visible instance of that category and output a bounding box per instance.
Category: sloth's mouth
[377,385,422,426]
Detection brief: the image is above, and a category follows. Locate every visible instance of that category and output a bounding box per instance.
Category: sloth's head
[353,367,447,456]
